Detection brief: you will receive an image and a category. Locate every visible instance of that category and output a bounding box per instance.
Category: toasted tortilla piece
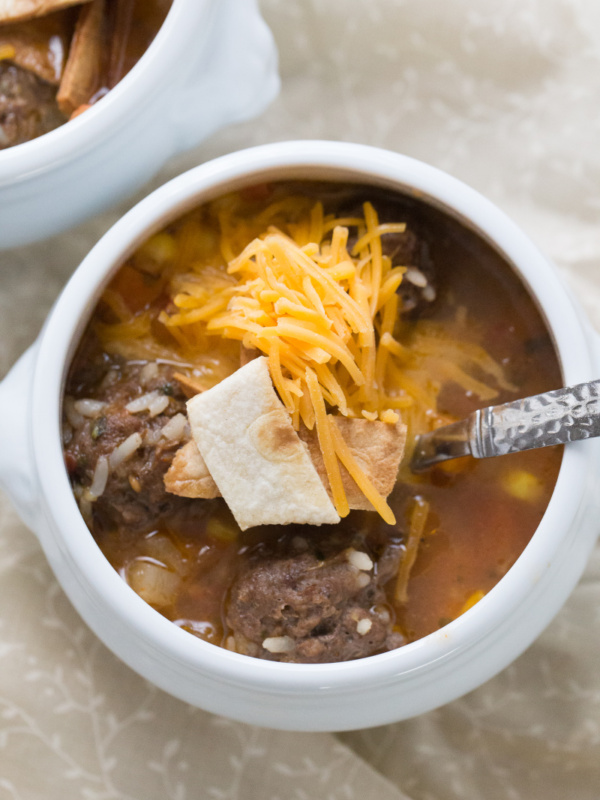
[0,10,74,84]
[0,0,89,25]
[165,416,406,512]
[164,439,220,500]
[299,417,406,512]
[172,372,208,399]
[56,0,104,116]
[104,0,171,89]
[186,357,339,531]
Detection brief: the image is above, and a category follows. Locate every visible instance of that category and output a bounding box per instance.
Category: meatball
[64,357,193,532]
[226,533,404,663]
[0,63,64,148]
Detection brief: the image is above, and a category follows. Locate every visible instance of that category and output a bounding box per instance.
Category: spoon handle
[410,379,600,472]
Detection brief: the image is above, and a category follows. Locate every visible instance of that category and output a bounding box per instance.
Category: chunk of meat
[342,199,436,317]
[64,358,194,531]
[226,533,405,663]
[0,61,64,147]
[380,228,436,316]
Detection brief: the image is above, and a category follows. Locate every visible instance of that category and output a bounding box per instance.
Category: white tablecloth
[2,1,600,797]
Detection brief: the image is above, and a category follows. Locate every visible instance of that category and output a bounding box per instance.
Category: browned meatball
[226,533,404,663]
[64,356,193,532]
[0,63,65,148]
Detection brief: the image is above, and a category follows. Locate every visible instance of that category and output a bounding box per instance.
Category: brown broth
[64,182,563,655]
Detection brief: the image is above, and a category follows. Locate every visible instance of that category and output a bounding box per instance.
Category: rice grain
[109,433,143,469]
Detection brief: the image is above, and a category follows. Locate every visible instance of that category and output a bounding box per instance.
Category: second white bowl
[0,0,279,249]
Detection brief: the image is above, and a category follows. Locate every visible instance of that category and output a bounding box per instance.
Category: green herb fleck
[91,416,107,440]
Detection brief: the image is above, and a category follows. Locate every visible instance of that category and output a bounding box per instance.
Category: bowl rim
[0,0,212,183]
[30,140,596,692]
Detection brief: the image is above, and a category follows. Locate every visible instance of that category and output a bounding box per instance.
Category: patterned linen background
[1,0,600,797]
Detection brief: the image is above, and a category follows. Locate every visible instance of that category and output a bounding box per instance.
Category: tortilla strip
[56,0,104,117]
[0,11,74,83]
[299,417,406,512]
[186,357,339,531]
[0,0,89,25]
[104,0,170,89]
[164,440,220,500]
[165,417,406,513]
[173,372,207,399]
[104,0,134,89]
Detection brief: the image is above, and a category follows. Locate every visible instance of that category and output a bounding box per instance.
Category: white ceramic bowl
[0,0,279,249]
[1,141,599,732]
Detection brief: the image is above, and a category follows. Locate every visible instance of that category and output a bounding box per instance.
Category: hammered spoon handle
[410,379,600,473]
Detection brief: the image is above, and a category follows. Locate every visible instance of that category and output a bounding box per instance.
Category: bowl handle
[0,345,40,532]
[172,0,280,151]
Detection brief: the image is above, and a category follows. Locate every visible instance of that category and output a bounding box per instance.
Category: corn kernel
[206,515,238,543]
[437,455,471,475]
[0,44,16,61]
[137,232,177,271]
[459,589,485,615]
[502,469,544,502]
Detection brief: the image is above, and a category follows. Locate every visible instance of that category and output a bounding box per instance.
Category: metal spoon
[410,379,600,472]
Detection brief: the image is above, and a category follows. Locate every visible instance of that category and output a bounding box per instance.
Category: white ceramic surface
[1,141,599,732]
[0,0,279,249]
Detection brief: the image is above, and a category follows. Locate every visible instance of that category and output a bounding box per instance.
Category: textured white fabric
[2,0,600,797]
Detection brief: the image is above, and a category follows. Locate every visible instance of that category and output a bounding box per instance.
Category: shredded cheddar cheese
[96,190,512,522]
[157,200,412,518]
[159,203,409,426]
[305,367,350,518]
[395,496,430,603]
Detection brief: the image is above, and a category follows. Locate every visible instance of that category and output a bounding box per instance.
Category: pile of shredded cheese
[158,201,417,523]
[97,191,514,525]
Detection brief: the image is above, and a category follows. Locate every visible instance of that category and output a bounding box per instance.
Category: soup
[0,0,171,149]
[62,181,562,662]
